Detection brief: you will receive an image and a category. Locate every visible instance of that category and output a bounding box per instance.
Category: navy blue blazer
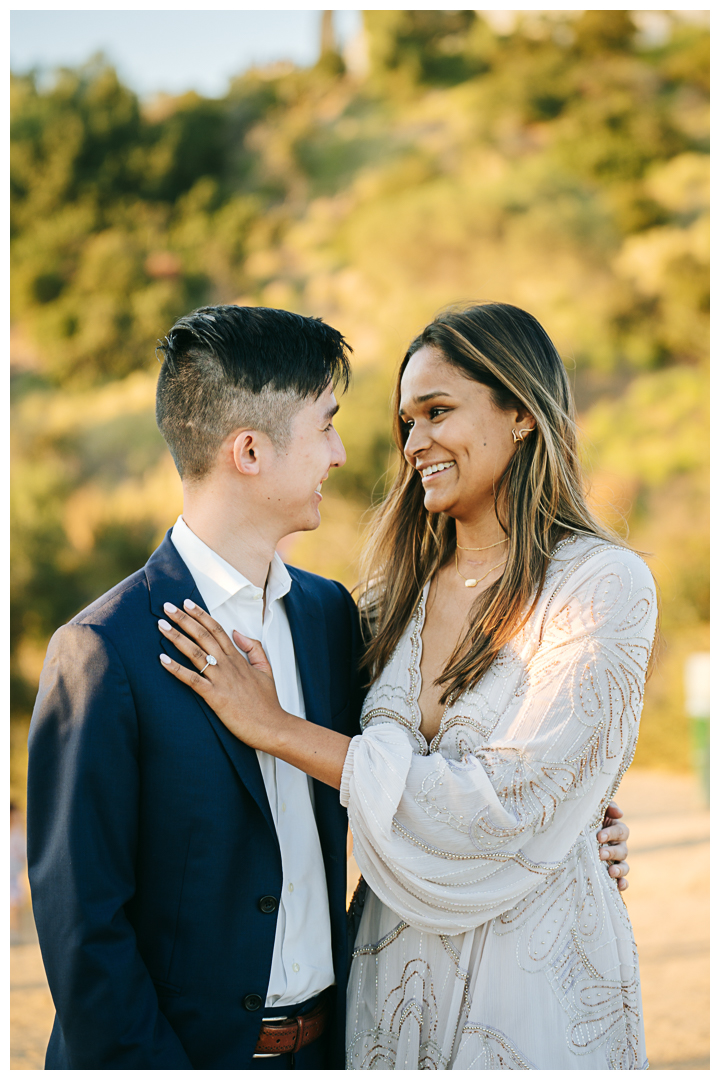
[27,532,363,1069]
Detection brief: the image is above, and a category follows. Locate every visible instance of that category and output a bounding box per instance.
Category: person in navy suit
[27,306,363,1069]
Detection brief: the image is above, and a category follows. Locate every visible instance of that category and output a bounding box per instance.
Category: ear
[512,405,536,433]
[231,430,265,476]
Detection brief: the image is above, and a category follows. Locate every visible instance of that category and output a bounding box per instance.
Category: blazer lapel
[146,532,277,841]
[284,569,331,732]
[285,570,346,918]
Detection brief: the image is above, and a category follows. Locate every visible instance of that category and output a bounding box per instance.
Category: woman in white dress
[160,302,656,1069]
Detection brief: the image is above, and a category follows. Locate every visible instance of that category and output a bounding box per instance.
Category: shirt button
[288,883,294,893]
[292,963,300,973]
[281,803,286,813]
[254,591,263,601]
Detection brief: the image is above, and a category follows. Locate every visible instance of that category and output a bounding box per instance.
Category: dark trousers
[250,991,332,1070]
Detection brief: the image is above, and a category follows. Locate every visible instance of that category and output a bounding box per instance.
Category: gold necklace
[456,537,509,552]
[455,549,507,589]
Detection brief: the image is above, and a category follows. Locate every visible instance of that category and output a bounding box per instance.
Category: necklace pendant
[465,578,478,588]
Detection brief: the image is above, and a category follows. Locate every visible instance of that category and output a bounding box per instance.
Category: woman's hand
[597,801,630,892]
[158,599,287,747]
[157,598,351,788]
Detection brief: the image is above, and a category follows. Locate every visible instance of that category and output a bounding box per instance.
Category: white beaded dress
[340,535,656,1070]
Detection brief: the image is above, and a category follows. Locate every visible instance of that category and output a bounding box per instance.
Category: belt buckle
[252,1016,290,1059]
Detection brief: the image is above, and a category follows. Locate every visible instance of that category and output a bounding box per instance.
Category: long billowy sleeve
[340,547,657,935]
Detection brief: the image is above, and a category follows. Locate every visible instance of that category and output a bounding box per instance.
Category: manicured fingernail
[599,848,609,859]
[160,654,172,665]
[598,832,607,842]
[184,599,196,609]
[158,619,172,631]
[164,602,177,613]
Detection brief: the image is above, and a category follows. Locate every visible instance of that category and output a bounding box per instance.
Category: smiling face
[264,381,347,535]
[398,346,533,525]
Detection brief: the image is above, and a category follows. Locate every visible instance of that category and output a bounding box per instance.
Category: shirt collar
[170,515,292,614]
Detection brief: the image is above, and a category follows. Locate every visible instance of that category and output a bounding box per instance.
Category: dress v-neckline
[409,582,455,755]
[409,535,582,754]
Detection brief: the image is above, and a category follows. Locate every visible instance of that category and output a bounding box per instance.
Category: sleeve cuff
[339,734,363,808]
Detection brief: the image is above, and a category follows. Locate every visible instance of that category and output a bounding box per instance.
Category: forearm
[156,602,354,785]
[259,710,351,789]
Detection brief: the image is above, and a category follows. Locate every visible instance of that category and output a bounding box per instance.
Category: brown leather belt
[253,993,330,1057]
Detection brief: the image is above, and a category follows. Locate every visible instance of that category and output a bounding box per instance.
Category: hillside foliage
[11,11,709,792]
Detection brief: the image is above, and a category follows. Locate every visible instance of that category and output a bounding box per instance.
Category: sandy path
[612,769,710,1070]
[11,768,709,1070]
[10,939,56,1071]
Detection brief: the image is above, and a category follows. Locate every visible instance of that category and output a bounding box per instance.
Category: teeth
[421,461,455,478]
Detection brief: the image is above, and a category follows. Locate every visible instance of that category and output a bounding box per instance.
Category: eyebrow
[399,390,452,413]
[323,403,340,422]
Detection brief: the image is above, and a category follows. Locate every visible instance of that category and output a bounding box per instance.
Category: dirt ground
[11,767,709,1070]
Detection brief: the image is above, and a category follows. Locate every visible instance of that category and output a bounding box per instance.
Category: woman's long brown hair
[358,302,631,705]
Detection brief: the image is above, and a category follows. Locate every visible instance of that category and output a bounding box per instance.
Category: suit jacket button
[243,993,263,1012]
[259,895,278,914]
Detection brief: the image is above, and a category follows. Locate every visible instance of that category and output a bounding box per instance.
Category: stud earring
[512,428,532,443]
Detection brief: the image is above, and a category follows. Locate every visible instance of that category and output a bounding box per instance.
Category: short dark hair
[156,305,352,480]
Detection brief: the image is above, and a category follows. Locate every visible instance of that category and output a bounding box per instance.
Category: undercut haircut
[155,305,352,480]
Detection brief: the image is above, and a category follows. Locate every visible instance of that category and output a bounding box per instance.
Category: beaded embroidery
[459,1024,536,1069]
[346,537,656,1070]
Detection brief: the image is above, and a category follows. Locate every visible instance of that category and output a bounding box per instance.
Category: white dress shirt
[170,515,335,1007]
